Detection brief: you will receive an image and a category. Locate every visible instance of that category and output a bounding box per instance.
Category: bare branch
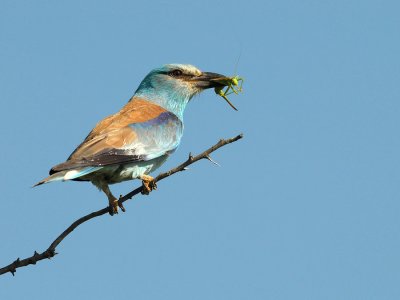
[0,134,243,276]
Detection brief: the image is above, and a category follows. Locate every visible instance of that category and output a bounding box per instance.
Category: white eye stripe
[165,64,202,76]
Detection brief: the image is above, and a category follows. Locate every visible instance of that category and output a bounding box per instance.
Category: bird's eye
[169,69,183,77]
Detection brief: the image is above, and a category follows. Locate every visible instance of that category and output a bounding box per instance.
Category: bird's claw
[108,199,119,216]
[108,196,125,216]
[141,175,157,195]
[118,195,126,212]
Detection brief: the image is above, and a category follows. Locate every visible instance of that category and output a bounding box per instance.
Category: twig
[0,134,243,276]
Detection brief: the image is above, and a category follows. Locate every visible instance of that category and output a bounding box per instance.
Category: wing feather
[50,99,183,174]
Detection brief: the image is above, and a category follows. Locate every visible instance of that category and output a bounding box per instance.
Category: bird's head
[133,64,229,119]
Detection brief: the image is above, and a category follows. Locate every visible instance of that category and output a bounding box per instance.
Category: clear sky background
[1,0,399,299]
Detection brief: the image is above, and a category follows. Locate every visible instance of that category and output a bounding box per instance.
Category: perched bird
[34,64,229,214]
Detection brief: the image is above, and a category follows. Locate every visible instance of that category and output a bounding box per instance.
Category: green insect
[213,75,244,111]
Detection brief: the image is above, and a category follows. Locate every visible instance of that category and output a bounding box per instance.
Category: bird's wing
[50,99,183,174]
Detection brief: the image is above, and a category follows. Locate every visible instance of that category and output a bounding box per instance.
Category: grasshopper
[213,75,244,111]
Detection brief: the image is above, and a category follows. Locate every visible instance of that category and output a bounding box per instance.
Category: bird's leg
[140,174,157,195]
[100,183,125,215]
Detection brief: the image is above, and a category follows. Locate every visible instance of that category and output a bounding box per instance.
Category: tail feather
[33,171,69,187]
[63,167,102,180]
[33,166,102,187]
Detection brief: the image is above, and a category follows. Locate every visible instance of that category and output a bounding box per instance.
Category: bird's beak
[190,72,230,89]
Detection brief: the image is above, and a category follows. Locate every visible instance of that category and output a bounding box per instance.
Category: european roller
[35,64,231,214]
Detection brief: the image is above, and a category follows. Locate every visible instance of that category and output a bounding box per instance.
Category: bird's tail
[33,171,69,187]
[33,167,102,187]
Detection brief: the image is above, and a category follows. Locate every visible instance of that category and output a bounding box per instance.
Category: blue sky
[1,0,400,299]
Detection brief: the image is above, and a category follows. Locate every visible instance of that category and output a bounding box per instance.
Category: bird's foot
[141,175,157,195]
[108,196,126,216]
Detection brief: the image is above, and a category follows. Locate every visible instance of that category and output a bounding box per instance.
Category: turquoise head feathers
[133,64,227,119]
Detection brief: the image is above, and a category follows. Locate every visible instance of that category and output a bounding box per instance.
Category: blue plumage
[35,64,229,214]
[127,111,183,160]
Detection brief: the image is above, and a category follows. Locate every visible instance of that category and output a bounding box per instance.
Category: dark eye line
[169,69,183,77]
[160,69,193,78]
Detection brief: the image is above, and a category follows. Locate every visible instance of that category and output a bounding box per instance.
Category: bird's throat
[132,90,191,120]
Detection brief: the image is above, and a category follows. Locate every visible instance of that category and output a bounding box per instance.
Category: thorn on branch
[205,154,220,166]
[10,258,20,276]
[188,152,194,162]
[45,249,56,259]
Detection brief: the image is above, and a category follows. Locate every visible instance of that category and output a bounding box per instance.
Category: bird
[34,64,229,214]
